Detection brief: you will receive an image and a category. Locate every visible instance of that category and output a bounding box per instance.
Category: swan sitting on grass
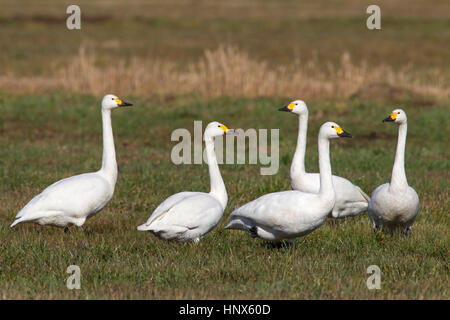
[368,109,420,235]
[279,100,369,218]
[10,94,133,229]
[225,122,352,242]
[137,122,235,243]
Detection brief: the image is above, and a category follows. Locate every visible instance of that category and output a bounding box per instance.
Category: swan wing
[141,193,223,230]
[230,191,324,233]
[15,172,112,220]
[144,191,199,224]
[297,173,369,203]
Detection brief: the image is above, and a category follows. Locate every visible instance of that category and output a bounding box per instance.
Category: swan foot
[328,218,338,227]
[403,226,412,236]
[372,223,380,232]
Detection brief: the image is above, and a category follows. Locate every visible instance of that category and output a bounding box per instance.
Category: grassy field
[0,0,448,299]
[0,93,448,299]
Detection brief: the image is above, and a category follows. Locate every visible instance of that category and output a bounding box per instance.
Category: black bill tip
[278,106,291,112]
[382,116,394,123]
[120,101,133,107]
[338,130,353,138]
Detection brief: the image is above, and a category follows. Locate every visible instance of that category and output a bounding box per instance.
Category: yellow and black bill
[333,125,353,138]
[382,112,398,122]
[338,130,353,138]
[278,103,295,112]
[114,98,133,107]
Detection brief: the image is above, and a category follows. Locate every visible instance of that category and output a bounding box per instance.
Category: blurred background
[1,0,449,102]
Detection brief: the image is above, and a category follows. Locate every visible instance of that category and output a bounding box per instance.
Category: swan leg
[373,223,380,232]
[403,226,412,236]
[249,226,258,238]
[327,218,338,227]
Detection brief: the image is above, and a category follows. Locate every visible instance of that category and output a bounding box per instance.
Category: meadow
[0,0,448,299]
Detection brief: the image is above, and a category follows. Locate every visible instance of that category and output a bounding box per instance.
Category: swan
[368,109,420,235]
[279,100,369,218]
[225,122,352,241]
[10,94,133,229]
[137,121,235,243]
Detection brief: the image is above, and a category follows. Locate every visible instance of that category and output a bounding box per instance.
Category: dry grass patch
[1,46,448,102]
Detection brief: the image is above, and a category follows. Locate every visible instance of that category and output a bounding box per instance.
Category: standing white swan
[10,94,133,229]
[225,122,352,241]
[368,109,420,235]
[137,122,235,243]
[280,100,369,218]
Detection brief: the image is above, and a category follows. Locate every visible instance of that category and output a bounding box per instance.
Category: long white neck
[99,108,118,187]
[390,122,408,192]
[317,135,335,202]
[204,135,227,210]
[290,111,308,177]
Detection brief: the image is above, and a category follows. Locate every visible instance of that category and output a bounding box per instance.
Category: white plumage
[10,94,133,228]
[368,109,420,235]
[279,100,369,218]
[225,121,353,241]
[137,121,234,243]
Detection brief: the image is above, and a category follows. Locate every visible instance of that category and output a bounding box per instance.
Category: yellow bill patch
[219,125,229,133]
[334,126,343,134]
[390,112,398,120]
[114,98,123,105]
[287,103,295,110]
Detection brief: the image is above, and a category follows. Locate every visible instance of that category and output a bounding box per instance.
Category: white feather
[226,121,350,241]
[368,109,420,234]
[10,94,131,228]
[137,121,233,242]
[284,100,369,218]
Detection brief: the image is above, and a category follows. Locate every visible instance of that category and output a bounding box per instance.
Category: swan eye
[331,126,334,128]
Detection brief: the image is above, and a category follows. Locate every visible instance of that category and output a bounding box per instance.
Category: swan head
[320,121,352,139]
[279,99,308,115]
[204,121,235,140]
[382,108,407,124]
[101,94,133,110]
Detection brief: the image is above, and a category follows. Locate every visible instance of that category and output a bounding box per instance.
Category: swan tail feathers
[358,187,370,202]
[10,217,24,228]
[137,223,152,231]
[224,217,253,231]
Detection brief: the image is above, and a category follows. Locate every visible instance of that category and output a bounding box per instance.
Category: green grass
[0,92,448,299]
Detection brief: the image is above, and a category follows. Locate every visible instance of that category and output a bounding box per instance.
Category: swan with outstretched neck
[279,100,369,218]
[137,121,235,243]
[225,122,352,242]
[10,94,133,229]
[368,109,420,235]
